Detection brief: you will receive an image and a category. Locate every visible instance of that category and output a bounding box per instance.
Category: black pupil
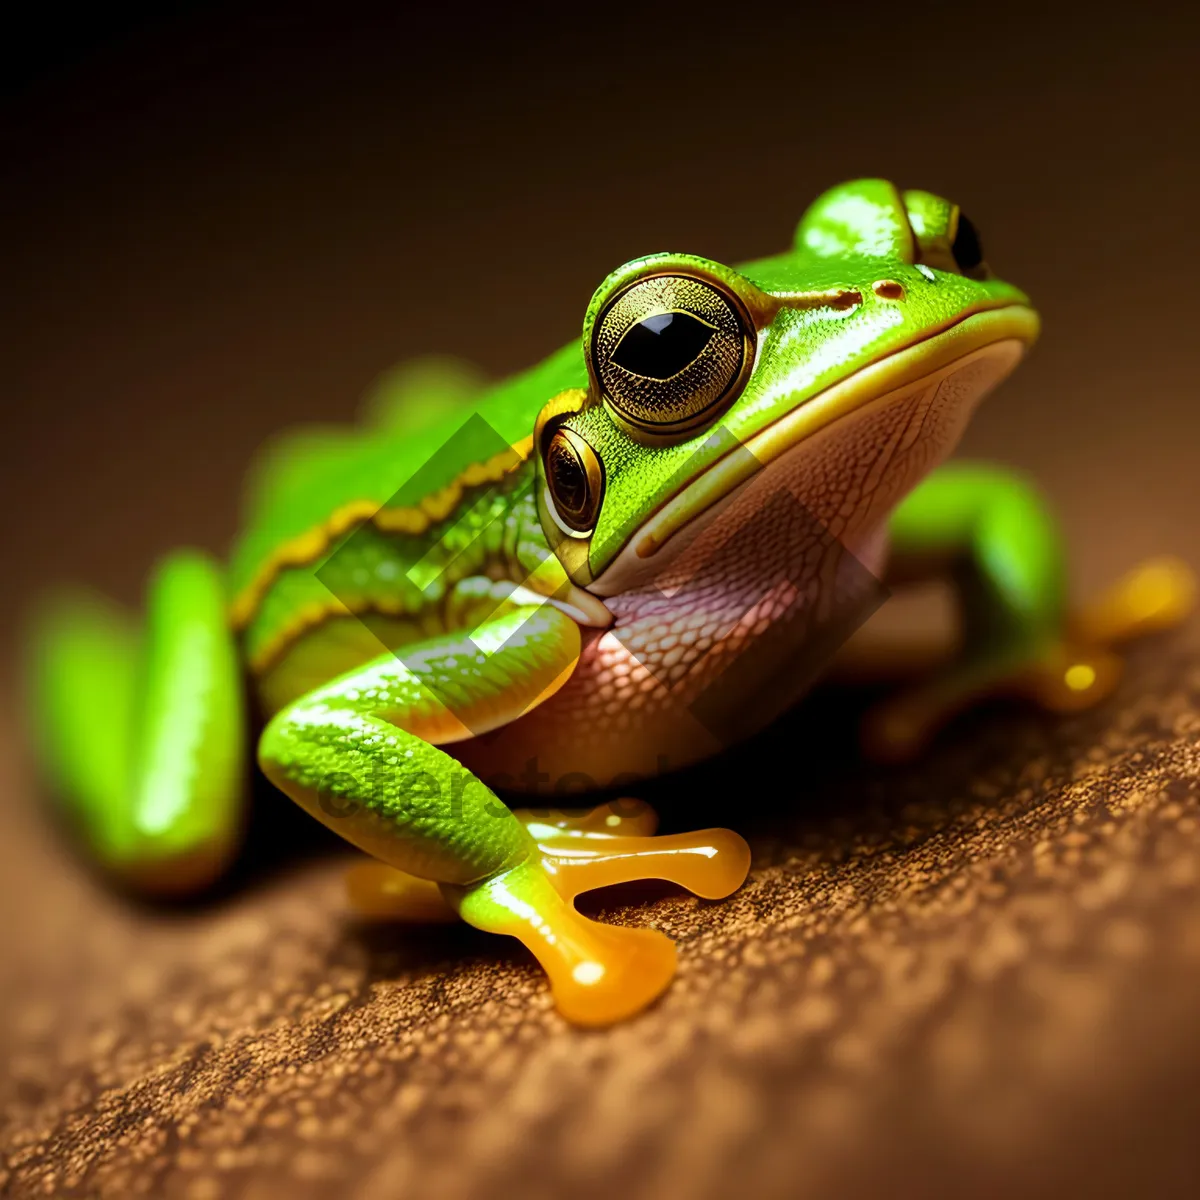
[548,436,588,518]
[951,213,985,274]
[610,311,714,379]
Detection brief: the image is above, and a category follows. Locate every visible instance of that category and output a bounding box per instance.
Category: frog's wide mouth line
[603,302,1039,576]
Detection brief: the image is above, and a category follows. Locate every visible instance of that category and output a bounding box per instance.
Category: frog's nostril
[872,279,906,301]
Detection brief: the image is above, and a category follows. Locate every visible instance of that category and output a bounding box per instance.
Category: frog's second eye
[592,274,754,435]
[950,212,989,280]
[545,427,603,534]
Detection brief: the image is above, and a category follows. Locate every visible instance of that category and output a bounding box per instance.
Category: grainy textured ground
[3,619,1200,1200]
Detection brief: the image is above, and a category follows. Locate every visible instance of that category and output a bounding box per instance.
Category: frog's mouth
[587,302,1039,598]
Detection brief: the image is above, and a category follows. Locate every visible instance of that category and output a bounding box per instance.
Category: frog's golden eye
[544,426,603,534]
[591,273,754,435]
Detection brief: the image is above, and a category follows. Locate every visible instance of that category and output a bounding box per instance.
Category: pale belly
[455,341,1018,794]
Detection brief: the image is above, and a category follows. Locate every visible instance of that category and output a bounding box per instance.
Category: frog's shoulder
[227,342,585,628]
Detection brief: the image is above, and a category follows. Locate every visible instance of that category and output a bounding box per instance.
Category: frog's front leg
[862,462,1195,760]
[258,604,749,1025]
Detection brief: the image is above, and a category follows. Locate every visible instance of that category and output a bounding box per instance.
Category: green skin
[30,179,1071,958]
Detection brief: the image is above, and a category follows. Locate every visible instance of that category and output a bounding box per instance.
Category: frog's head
[535,178,1039,595]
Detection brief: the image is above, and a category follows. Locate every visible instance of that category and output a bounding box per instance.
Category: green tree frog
[29,179,1194,1025]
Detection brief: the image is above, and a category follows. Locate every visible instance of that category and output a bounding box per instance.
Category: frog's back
[228,343,586,685]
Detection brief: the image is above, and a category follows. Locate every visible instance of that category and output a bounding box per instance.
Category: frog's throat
[588,303,1039,596]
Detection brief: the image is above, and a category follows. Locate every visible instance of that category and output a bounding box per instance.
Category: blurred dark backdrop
[2,0,1198,650]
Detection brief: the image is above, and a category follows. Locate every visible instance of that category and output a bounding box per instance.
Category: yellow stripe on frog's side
[228,436,535,634]
[247,593,404,679]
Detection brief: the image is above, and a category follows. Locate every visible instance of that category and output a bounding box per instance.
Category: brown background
[2,3,1200,1198]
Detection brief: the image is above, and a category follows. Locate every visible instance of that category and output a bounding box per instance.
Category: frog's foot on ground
[862,556,1197,764]
[484,807,750,1023]
[346,798,750,924]
[345,804,751,1025]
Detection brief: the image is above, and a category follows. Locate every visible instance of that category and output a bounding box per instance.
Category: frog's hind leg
[861,463,1196,761]
[261,604,750,1025]
[27,551,246,894]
